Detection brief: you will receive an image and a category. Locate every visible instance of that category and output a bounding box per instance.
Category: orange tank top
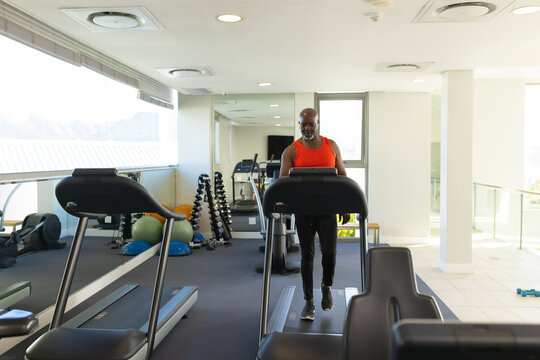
[293,136,336,168]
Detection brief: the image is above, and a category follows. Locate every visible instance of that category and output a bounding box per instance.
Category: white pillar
[438,71,474,273]
[177,94,213,238]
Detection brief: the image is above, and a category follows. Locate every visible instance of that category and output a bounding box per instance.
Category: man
[279,107,350,321]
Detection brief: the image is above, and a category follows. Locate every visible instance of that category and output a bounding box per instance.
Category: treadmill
[0,281,31,310]
[257,169,444,360]
[25,168,198,360]
[258,168,367,341]
[231,159,260,214]
[0,281,37,338]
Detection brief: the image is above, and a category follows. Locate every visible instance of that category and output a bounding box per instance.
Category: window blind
[0,1,174,108]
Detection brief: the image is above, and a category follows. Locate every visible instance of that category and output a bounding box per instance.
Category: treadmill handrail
[55,168,185,221]
[250,154,266,234]
[262,169,368,218]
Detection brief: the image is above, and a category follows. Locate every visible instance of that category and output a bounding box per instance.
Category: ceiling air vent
[157,67,213,78]
[414,0,517,22]
[375,62,433,72]
[61,7,163,31]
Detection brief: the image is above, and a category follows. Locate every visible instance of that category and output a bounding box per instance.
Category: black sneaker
[321,283,333,311]
[300,300,315,321]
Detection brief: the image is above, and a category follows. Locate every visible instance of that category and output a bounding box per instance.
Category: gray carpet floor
[1,238,456,360]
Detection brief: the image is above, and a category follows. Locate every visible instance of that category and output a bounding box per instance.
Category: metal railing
[473,182,540,249]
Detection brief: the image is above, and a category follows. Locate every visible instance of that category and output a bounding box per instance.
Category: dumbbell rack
[189,180,204,249]
[197,174,232,250]
[213,172,232,229]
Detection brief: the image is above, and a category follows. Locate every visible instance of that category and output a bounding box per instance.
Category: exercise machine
[258,168,363,341]
[0,281,37,338]
[250,154,299,274]
[0,281,32,310]
[257,168,442,360]
[230,159,260,214]
[0,282,37,338]
[0,212,64,268]
[257,167,540,360]
[25,168,198,360]
[391,320,540,360]
[259,158,299,253]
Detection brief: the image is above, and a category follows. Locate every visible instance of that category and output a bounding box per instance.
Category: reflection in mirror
[213,93,295,232]
[0,168,176,316]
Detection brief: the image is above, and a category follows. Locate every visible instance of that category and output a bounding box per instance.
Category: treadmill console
[289,167,338,177]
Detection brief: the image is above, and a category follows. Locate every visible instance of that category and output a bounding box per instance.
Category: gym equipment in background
[170,220,193,245]
[230,159,260,214]
[250,154,299,275]
[214,172,232,228]
[0,212,64,268]
[198,174,232,250]
[26,168,198,360]
[189,183,205,249]
[131,216,163,245]
[257,168,442,360]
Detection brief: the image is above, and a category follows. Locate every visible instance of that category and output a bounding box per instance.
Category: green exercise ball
[169,220,194,245]
[132,216,163,245]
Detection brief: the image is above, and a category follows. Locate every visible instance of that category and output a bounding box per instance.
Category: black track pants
[295,214,337,301]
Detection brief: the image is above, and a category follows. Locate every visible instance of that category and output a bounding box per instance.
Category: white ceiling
[5,0,540,95]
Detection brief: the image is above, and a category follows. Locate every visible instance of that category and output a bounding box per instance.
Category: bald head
[299,108,318,122]
[298,108,319,141]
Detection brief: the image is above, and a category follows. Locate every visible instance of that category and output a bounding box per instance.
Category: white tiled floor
[390,232,540,323]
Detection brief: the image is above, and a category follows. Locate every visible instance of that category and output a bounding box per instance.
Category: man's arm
[329,139,347,176]
[279,144,295,177]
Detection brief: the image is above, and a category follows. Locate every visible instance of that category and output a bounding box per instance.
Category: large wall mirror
[212,93,295,231]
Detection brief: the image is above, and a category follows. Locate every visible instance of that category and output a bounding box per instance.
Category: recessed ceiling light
[258,82,272,87]
[274,116,281,119]
[269,104,279,107]
[511,5,540,15]
[412,79,426,84]
[275,124,282,127]
[370,0,392,8]
[216,14,243,23]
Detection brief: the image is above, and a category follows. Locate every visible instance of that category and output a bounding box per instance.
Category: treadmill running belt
[79,286,181,331]
[282,289,348,335]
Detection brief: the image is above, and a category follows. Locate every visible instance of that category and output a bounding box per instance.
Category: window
[316,93,368,192]
[316,93,368,237]
[0,34,178,174]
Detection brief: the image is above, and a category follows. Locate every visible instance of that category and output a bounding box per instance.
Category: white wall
[473,79,525,188]
[473,79,526,237]
[177,94,213,238]
[368,92,431,237]
[232,125,295,163]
